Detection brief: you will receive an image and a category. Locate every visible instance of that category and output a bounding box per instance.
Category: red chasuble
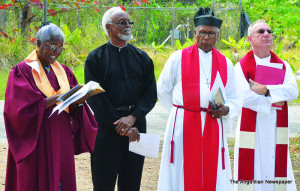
[181,43,227,191]
[238,50,288,190]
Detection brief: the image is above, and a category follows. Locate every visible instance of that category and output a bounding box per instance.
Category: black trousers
[91,129,145,191]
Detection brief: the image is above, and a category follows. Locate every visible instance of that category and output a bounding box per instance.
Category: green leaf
[228,36,236,44]
[290,63,296,72]
[221,49,234,64]
[181,41,189,49]
[156,48,165,53]
[151,41,155,48]
[236,37,245,48]
[276,42,283,55]
[175,40,182,50]
[156,43,165,49]
[62,24,71,37]
[151,19,159,31]
[222,39,233,47]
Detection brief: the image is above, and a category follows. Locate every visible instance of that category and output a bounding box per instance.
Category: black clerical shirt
[85,41,157,132]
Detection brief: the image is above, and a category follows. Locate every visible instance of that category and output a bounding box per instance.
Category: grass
[73,65,85,84]
[0,69,9,100]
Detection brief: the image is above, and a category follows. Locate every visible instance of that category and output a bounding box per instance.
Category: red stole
[181,44,227,191]
[238,50,288,190]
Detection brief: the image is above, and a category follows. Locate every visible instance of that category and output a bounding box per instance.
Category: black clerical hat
[193,7,223,29]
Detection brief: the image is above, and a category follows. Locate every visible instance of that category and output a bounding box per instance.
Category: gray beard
[118,33,133,42]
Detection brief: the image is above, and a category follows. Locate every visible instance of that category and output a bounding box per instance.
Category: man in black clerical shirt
[84,7,157,191]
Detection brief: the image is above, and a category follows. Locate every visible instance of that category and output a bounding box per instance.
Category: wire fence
[0,3,244,48]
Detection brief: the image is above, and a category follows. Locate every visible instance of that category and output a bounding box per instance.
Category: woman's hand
[45,94,62,109]
[69,93,89,110]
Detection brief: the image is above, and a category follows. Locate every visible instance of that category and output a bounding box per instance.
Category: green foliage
[175,37,194,50]
[0,34,35,69]
[221,49,235,65]
[73,66,85,84]
[221,36,250,64]
[0,69,9,100]
[62,24,82,46]
[152,41,165,53]
[222,36,250,52]
[275,42,283,55]
[242,0,300,47]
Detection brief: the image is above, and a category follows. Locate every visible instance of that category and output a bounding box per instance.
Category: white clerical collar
[253,53,271,64]
[198,48,212,55]
[109,41,127,48]
[109,41,128,52]
[25,60,41,75]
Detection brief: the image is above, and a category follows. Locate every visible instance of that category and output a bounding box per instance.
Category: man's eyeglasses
[44,42,65,53]
[198,32,217,39]
[110,21,134,26]
[252,29,273,35]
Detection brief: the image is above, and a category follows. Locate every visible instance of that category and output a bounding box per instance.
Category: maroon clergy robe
[4,61,98,191]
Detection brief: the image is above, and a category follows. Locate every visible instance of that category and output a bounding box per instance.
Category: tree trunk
[20,2,32,37]
[0,0,7,31]
[13,7,20,30]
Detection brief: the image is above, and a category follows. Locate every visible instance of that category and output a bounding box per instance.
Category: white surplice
[157,48,242,191]
[234,54,298,191]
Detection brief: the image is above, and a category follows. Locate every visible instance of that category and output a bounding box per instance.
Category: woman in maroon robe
[4,23,98,191]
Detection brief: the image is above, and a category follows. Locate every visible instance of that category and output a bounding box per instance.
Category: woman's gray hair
[102,7,125,36]
[36,23,65,43]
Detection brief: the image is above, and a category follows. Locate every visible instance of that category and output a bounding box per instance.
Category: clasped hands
[114,115,140,142]
[249,79,284,106]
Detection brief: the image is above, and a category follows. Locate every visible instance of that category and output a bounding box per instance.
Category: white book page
[257,62,283,69]
[49,81,99,117]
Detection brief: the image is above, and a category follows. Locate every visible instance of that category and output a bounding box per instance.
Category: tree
[20,0,34,37]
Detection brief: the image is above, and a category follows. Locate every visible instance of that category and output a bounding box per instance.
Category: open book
[57,81,104,101]
[49,81,105,117]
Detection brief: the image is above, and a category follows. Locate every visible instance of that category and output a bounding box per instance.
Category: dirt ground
[0,139,299,191]
[0,142,162,191]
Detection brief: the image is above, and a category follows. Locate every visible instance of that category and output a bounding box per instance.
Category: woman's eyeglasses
[110,21,134,26]
[44,42,65,53]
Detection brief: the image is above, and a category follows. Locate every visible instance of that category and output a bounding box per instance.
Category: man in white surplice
[157,7,242,191]
[234,19,298,191]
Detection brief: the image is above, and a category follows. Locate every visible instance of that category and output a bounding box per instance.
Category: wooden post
[43,0,47,22]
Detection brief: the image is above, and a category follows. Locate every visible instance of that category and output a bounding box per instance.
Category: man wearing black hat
[157,7,242,191]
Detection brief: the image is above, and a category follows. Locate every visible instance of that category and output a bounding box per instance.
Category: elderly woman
[4,23,98,191]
